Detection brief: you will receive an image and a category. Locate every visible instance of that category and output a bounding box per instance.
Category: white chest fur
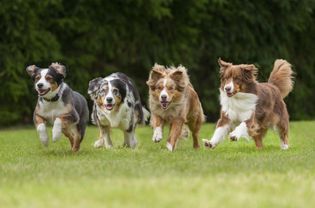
[97,102,132,130]
[220,89,258,122]
[37,99,71,123]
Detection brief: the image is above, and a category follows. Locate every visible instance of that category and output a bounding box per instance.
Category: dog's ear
[170,65,189,91]
[241,64,258,82]
[49,62,66,78]
[26,65,40,77]
[88,77,103,100]
[218,58,232,74]
[146,63,165,88]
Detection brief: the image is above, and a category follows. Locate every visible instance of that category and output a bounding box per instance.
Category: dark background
[1,0,315,126]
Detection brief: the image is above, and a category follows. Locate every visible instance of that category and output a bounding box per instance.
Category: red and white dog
[203,58,294,149]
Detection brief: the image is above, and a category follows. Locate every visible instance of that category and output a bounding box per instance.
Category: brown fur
[147,64,205,151]
[206,58,294,149]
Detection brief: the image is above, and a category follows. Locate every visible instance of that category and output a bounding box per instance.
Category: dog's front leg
[151,114,164,143]
[94,126,112,149]
[203,112,230,148]
[123,130,137,149]
[167,118,184,152]
[229,114,256,141]
[34,114,48,146]
[52,117,62,142]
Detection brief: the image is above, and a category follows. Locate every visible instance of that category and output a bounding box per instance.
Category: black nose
[225,86,231,92]
[161,95,167,101]
[37,83,44,88]
[106,97,113,103]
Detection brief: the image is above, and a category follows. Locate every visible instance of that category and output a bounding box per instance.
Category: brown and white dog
[203,58,294,149]
[147,64,205,151]
[26,63,89,152]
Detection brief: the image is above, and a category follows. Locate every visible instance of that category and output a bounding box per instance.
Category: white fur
[37,123,48,146]
[52,118,62,142]
[152,126,163,142]
[166,142,173,152]
[94,139,105,148]
[94,127,113,149]
[229,122,249,141]
[220,89,258,122]
[36,84,69,123]
[124,131,137,149]
[280,141,289,150]
[207,125,230,147]
[105,81,115,105]
[160,78,168,101]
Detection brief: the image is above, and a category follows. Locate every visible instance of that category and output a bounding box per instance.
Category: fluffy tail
[268,59,294,98]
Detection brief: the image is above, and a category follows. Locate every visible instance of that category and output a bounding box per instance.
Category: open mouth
[37,88,50,96]
[160,101,169,109]
[226,92,234,97]
[105,104,114,110]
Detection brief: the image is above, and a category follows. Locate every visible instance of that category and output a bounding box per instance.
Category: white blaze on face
[160,78,168,101]
[35,69,50,92]
[224,80,234,93]
[105,81,115,105]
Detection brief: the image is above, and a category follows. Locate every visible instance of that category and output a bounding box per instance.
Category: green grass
[1,121,315,208]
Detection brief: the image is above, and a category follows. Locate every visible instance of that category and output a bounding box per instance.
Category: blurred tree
[0,0,314,126]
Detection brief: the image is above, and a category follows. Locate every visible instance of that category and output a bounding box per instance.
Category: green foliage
[0,0,315,126]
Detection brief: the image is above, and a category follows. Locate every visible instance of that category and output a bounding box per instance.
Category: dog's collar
[42,94,60,102]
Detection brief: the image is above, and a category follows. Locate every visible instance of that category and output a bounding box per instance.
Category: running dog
[26,63,89,152]
[88,72,149,149]
[203,58,294,149]
[146,64,205,152]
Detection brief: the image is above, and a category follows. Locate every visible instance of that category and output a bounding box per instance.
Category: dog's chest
[37,100,70,122]
[97,103,132,129]
[220,90,258,122]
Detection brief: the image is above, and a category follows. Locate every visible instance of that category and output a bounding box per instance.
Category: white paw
[229,122,249,141]
[37,123,48,146]
[229,130,241,141]
[166,142,174,152]
[52,118,62,142]
[280,143,289,150]
[94,139,105,148]
[202,139,216,148]
[152,127,163,142]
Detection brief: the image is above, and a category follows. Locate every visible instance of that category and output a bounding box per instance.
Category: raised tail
[268,59,294,98]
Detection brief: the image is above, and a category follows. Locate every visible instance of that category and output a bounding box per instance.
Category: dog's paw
[152,127,163,143]
[129,137,138,149]
[37,123,49,147]
[52,118,62,142]
[280,143,289,150]
[94,139,105,148]
[229,130,241,141]
[166,142,174,152]
[202,139,215,149]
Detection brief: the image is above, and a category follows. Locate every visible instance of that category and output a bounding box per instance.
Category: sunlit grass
[0,121,315,207]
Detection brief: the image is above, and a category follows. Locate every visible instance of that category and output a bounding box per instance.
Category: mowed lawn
[0,121,315,208]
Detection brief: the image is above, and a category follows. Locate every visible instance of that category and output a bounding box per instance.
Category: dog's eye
[112,89,119,96]
[46,76,53,82]
[168,86,174,91]
[157,86,163,90]
[35,75,40,81]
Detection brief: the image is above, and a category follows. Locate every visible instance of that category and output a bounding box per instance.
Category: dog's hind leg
[252,128,267,149]
[63,125,81,152]
[277,120,289,150]
[188,119,202,149]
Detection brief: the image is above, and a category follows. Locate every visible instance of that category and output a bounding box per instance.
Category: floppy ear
[49,62,66,78]
[26,65,40,77]
[88,77,103,100]
[218,58,232,74]
[241,64,258,82]
[170,65,189,91]
[146,63,165,88]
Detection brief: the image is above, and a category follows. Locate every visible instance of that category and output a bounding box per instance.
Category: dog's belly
[37,101,71,123]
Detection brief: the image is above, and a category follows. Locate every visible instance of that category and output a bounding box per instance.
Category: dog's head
[218,58,257,97]
[146,64,189,110]
[88,77,126,111]
[26,63,66,98]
